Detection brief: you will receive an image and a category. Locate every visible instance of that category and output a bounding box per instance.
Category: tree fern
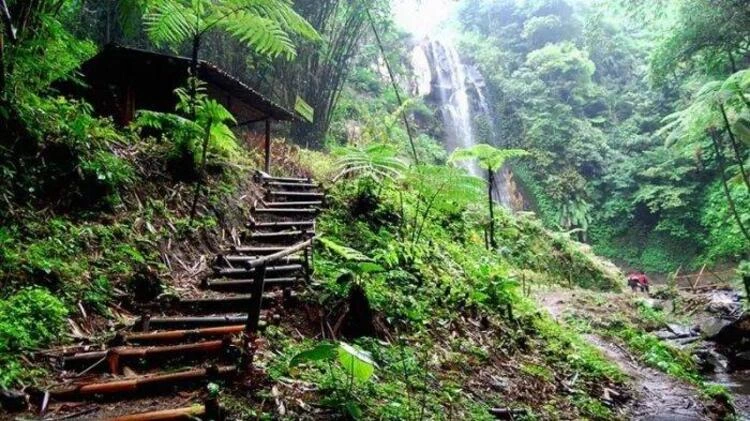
[143,0,319,60]
[332,143,408,182]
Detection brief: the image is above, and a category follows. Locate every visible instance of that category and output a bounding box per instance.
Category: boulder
[700,317,736,340]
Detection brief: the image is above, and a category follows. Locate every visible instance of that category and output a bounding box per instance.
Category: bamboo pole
[108,405,205,421]
[692,264,706,291]
[244,239,313,269]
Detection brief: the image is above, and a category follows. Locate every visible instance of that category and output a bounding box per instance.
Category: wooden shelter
[60,44,296,172]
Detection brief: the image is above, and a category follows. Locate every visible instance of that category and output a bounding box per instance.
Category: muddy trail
[538,290,709,420]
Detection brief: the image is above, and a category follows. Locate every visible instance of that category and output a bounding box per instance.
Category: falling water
[428,39,482,177]
[411,38,519,208]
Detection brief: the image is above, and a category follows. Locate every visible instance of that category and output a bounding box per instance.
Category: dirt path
[537,290,709,420]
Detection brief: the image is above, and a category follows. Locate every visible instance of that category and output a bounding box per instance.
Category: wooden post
[246,264,266,333]
[264,119,271,174]
[692,264,706,291]
[243,264,265,369]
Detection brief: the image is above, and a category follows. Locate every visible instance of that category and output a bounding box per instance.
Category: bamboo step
[108,405,206,421]
[268,191,324,199]
[165,294,280,314]
[114,325,245,345]
[213,264,303,278]
[248,230,312,239]
[227,245,289,255]
[63,340,233,373]
[260,175,312,183]
[204,277,298,292]
[263,181,319,189]
[214,255,304,266]
[48,366,237,400]
[264,201,322,208]
[137,315,254,331]
[247,219,315,229]
[254,207,319,215]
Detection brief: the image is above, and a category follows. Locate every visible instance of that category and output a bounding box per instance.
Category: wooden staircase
[32,172,324,420]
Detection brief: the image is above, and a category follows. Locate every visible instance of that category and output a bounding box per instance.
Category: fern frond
[144,0,198,46]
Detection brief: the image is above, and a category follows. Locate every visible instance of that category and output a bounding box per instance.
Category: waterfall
[411,37,519,209]
[428,39,481,177]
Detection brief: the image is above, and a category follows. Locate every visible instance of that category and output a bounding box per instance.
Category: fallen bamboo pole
[108,405,205,421]
[245,239,313,269]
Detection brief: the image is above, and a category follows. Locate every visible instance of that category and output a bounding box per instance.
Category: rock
[704,313,750,344]
[700,317,735,339]
[0,390,27,412]
[666,324,694,337]
[706,291,741,316]
[655,330,678,340]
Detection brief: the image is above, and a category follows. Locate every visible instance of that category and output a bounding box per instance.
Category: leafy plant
[291,341,377,418]
[449,145,528,248]
[332,143,407,182]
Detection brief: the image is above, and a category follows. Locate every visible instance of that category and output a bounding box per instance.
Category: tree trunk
[365,8,419,165]
[189,121,213,221]
[719,103,750,192]
[710,130,750,244]
[189,35,201,118]
[487,169,496,249]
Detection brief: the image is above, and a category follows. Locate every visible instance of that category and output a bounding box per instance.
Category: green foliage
[143,0,319,60]
[290,341,377,418]
[0,288,67,387]
[449,144,529,171]
[135,79,241,173]
[332,143,407,182]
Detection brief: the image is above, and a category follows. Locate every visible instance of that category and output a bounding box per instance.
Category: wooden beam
[264,119,271,173]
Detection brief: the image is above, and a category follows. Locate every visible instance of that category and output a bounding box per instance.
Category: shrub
[0,288,68,387]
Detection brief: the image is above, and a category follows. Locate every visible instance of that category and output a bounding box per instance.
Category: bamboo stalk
[117,325,245,345]
[49,366,237,399]
[245,239,313,269]
[107,405,205,421]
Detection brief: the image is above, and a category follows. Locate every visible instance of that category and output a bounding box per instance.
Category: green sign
[295,95,314,123]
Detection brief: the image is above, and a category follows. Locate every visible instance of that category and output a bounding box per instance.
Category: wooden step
[115,325,245,345]
[108,405,206,421]
[248,230,312,239]
[263,181,318,189]
[63,340,233,373]
[166,294,279,314]
[247,218,314,230]
[213,264,303,278]
[268,190,324,199]
[260,175,312,183]
[215,255,304,266]
[137,315,252,331]
[254,207,319,215]
[227,245,289,255]
[204,277,298,292]
[264,201,322,208]
[48,366,237,400]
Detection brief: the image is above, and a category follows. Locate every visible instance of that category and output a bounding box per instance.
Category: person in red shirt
[627,271,640,292]
[637,271,650,293]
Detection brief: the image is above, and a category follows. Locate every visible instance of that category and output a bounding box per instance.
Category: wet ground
[538,290,709,420]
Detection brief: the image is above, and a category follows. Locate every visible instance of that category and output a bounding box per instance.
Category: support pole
[246,264,266,333]
[264,119,271,174]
